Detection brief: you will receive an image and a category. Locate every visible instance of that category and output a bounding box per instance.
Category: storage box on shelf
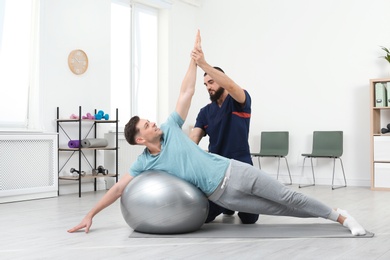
[370,78,390,190]
[56,106,119,197]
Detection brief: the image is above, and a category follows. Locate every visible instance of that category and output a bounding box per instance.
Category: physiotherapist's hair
[204,66,224,77]
[125,116,140,145]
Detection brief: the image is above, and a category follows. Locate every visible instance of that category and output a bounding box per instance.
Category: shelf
[59,173,117,180]
[370,79,390,191]
[59,147,117,151]
[56,119,117,123]
[57,106,119,197]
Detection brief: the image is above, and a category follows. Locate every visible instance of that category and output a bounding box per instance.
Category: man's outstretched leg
[337,209,366,236]
[213,160,366,236]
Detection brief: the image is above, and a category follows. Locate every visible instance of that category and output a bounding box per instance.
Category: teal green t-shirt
[129,112,230,196]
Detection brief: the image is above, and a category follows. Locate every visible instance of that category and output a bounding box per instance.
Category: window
[132,5,158,121]
[0,0,39,129]
[111,1,131,125]
[111,1,158,127]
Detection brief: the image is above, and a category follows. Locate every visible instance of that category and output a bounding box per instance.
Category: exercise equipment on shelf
[381,123,390,134]
[68,140,80,148]
[95,110,109,120]
[92,165,109,176]
[70,168,86,177]
[70,114,79,119]
[82,113,95,120]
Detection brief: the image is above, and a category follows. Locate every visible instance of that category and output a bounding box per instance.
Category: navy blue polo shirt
[194,90,252,165]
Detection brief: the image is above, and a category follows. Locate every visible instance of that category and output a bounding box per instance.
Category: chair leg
[310,158,316,185]
[276,157,292,185]
[284,157,292,185]
[251,156,261,169]
[332,157,347,190]
[299,157,315,188]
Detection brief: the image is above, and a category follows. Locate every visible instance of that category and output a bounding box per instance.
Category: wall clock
[68,49,88,75]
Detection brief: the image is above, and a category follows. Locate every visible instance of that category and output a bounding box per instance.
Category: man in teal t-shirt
[130,111,229,196]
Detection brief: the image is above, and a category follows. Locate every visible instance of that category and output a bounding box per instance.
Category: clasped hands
[191,30,205,65]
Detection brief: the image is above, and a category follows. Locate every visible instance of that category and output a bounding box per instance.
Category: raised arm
[175,30,199,121]
[192,32,246,104]
[67,174,133,233]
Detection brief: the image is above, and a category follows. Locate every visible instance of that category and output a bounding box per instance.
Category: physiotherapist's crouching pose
[68,30,366,236]
[189,64,258,223]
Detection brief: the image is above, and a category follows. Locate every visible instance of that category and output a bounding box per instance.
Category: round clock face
[68,49,88,75]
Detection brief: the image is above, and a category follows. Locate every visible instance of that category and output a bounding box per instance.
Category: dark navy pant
[205,200,259,224]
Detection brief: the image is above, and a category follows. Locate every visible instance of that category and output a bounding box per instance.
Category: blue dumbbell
[95,110,109,120]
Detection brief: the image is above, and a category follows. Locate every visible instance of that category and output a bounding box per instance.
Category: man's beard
[209,87,225,102]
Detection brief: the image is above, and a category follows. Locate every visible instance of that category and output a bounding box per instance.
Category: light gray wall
[40,0,390,187]
[40,0,111,132]
[169,0,390,186]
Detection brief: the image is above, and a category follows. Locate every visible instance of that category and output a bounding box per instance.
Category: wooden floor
[1,185,389,260]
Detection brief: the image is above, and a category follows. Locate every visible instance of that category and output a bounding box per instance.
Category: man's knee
[238,212,259,224]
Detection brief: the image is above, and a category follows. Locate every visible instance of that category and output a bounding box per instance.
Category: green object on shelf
[375,82,387,107]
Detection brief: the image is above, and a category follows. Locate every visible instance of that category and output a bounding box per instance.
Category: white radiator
[0,133,58,203]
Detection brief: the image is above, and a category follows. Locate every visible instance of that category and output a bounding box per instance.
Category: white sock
[337,208,366,236]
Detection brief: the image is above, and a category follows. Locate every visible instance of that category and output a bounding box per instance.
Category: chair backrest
[311,131,343,157]
[260,131,289,156]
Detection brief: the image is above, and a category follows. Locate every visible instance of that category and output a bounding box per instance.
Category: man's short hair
[204,66,225,77]
[124,116,140,145]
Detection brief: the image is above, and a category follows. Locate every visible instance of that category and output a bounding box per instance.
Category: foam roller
[81,138,108,148]
[68,140,80,148]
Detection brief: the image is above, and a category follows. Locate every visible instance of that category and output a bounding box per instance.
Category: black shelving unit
[56,106,119,197]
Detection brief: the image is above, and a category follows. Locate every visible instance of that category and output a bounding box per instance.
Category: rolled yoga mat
[68,140,80,148]
[81,138,108,148]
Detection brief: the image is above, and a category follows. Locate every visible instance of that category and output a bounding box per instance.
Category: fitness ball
[120,170,209,234]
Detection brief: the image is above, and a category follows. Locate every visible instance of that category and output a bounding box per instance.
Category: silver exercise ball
[120,170,209,234]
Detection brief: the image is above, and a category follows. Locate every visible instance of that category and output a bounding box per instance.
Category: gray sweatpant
[209,160,339,221]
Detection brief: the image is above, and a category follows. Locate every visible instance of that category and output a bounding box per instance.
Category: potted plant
[380,46,390,63]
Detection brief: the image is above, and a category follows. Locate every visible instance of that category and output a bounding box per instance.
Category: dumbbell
[381,123,390,134]
[70,168,86,176]
[98,165,108,175]
[82,113,95,119]
[70,114,79,119]
[94,110,109,120]
[92,165,109,175]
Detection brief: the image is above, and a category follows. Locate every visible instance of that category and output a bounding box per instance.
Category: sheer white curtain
[132,4,158,121]
[27,0,41,130]
[0,0,40,130]
[111,0,132,126]
[111,1,158,126]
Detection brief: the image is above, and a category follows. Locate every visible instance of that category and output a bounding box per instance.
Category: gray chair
[299,131,347,190]
[251,131,292,185]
